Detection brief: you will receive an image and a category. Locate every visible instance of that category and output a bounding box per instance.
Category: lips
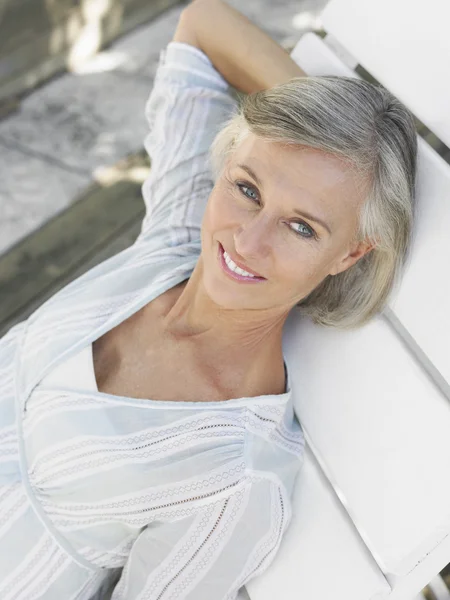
[220,243,265,279]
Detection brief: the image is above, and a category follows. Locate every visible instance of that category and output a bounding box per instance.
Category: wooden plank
[0,151,148,337]
[0,218,143,338]
[0,0,182,107]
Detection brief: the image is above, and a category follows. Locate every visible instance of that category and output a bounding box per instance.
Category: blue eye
[290,222,315,238]
[237,183,259,201]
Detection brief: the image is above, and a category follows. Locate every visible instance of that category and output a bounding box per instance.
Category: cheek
[204,189,239,231]
[282,249,315,282]
[282,245,332,289]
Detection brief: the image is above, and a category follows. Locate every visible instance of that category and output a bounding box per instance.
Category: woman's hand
[173,0,306,94]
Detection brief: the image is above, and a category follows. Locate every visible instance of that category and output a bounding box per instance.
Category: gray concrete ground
[0,0,327,256]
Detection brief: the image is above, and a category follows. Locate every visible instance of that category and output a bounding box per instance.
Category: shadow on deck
[0,150,149,337]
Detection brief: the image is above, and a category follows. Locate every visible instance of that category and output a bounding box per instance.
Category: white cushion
[321,0,450,148]
[246,443,391,600]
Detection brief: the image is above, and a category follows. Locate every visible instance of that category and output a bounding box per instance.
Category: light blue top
[0,42,305,600]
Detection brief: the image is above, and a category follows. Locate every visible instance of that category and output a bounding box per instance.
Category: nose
[233,212,274,261]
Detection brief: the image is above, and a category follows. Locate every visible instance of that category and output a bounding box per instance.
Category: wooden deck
[0,150,148,337]
[0,0,182,110]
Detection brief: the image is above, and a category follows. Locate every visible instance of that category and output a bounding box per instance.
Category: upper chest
[92,285,249,402]
[92,284,285,403]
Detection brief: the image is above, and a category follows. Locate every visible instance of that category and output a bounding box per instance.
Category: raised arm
[173,0,307,94]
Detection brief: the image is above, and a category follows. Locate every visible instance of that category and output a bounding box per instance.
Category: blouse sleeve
[110,476,292,600]
[134,41,239,251]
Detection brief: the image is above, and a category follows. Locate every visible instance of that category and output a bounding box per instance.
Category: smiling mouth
[218,243,267,282]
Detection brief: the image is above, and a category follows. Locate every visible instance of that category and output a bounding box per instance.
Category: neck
[160,258,289,374]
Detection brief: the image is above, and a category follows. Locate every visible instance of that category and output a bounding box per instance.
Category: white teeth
[223,249,256,277]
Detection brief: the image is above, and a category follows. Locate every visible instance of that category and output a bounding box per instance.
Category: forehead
[230,133,368,213]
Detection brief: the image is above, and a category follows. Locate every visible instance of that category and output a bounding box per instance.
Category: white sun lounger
[242,0,450,598]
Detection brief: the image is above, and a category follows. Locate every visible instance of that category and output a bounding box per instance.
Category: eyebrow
[236,163,332,235]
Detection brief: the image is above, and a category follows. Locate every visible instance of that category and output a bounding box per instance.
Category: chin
[203,272,270,312]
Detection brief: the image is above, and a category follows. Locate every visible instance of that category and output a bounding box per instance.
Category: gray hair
[209,76,418,329]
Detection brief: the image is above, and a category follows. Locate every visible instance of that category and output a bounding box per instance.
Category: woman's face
[200,133,373,313]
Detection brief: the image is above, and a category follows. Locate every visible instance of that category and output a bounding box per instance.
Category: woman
[0,0,417,598]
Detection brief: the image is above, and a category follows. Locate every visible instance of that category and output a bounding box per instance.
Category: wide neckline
[36,257,292,408]
[54,342,292,408]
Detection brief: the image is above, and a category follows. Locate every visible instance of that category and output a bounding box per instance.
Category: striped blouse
[0,41,305,600]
